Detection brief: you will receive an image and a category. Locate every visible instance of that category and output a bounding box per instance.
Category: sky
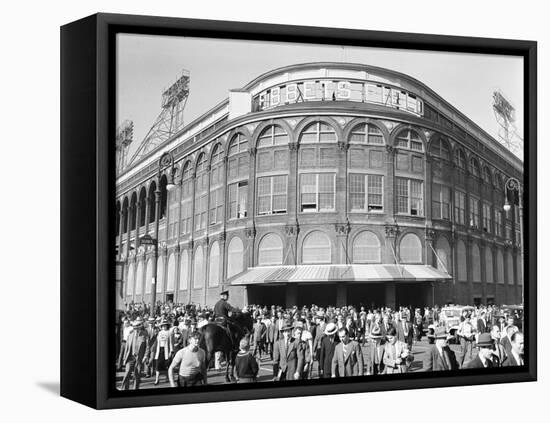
[117,33,524,161]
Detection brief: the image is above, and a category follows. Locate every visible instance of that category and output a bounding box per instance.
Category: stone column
[136,201,142,249]
[335,222,350,265]
[118,210,124,259]
[284,224,299,265]
[287,143,298,218]
[126,205,134,256]
[384,145,396,217]
[336,141,349,225]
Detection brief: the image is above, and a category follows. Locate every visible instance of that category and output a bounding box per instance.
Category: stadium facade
[115,62,523,309]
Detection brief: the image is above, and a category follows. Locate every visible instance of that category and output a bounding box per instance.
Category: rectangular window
[412,156,423,173]
[454,191,465,225]
[228,181,248,219]
[349,148,366,168]
[432,184,450,220]
[299,173,335,212]
[469,197,480,228]
[367,174,383,211]
[209,187,224,225]
[349,174,365,210]
[320,147,334,167]
[369,150,383,168]
[257,175,287,215]
[396,153,409,170]
[396,177,423,216]
[300,148,316,167]
[506,222,513,240]
[273,149,288,170]
[482,203,492,233]
[257,151,272,172]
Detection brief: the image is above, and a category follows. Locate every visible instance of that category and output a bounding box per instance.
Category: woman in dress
[153,319,173,385]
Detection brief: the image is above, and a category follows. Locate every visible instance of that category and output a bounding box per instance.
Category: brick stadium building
[115,62,523,310]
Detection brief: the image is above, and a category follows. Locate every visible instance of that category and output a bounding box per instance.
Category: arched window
[506,251,514,285]
[471,243,481,282]
[470,158,480,178]
[194,153,208,230]
[180,161,193,235]
[166,254,176,292]
[349,123,385,145]
[399,233,422,263]
[497,249,505,284]
[228,133,249,180]
[257,125,289,147]
[429,136,450,160]
[485,247,493,283]
[493,172,502,191]
[300,121,337,143]
[135,261,144,295]
[116,201,121,236]
[122,197,129,233]
[227,237,244,278]
[145,258,153,294]
[148,181,156,224]
[159,174,168,219]
[138,187,147,227]
[156,256,165,293]
[302,231,331,264]
[454,149,466,170]
[129,192,137,230]
[257,126,290,172]
[352,231,381,263]
[258,233,284,266]
[209,144,225,225]
[179,250,189,290]
[208,241,220,287]
[395,129,423,151]
[193,246,204,288]
[126,263,135,296]
[435,236,451,274]
[457,240,467,281]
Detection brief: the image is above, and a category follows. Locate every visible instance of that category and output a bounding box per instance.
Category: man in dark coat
[266,315,279,360]
[251,315,267,360]
[331,327,364,377]
[120,317,150,390]
[502,331,524,366]
[396,314,414,350]
[423,327,459,371]
[213,290,239,320]
[318,322,339,378]
[272,323,305,381]
[462,333,495,369]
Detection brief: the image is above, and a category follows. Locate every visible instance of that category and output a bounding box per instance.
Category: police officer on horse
[214,290,240,344]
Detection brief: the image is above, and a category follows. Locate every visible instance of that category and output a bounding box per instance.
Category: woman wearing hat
[152,319,173,385]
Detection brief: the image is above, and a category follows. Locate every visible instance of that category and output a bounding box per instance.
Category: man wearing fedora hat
[120,317,150,390]
[318,322,340,378]
[365,325,385,375]
[423,327,459,371]
[462,333,495,369]
[272,322,305,381]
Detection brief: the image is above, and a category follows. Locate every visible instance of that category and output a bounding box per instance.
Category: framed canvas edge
[60,12,537,409]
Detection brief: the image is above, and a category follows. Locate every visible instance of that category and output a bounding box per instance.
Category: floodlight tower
[115,120,134,175]
[128,70,190,165]
[492,90,523,158]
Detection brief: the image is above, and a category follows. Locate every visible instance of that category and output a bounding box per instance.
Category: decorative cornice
[288,142,298,151]
[335,222,350,236]
[249,147,257,157]
[384,224,399,238]
[385,145,395,155]
[337,141,349,152]
[425,228,436,241]
[245,226,256,239]
[284,224,299,237]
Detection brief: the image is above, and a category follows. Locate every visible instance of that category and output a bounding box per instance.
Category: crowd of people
[116,292,525,390]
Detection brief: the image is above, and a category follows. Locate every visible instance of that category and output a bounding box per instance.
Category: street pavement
[116,336,475,390]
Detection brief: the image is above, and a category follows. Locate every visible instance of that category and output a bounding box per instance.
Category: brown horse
[200,312,253,382]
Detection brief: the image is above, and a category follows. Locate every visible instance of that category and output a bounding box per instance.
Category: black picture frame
[60,12,537,409]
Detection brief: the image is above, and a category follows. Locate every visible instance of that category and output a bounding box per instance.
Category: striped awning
[230,264,451,285]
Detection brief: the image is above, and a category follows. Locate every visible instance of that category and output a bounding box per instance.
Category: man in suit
[462,333,495,369]
[365,326,384,375]
[423,327,459,371]
[382,327,413,374]
[380,314,392,345]
[502,331,524,366]
[476,310,488,334]
[331,327,364,378]
[489,325,507,367]
[396,313,414,350]
[272,323,305,381]
[120,317,150,390]
[266,315,279,360]
[251,315,267,360]
[318,322,339,378]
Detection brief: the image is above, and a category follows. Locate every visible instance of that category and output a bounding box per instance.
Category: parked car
[426,305,475,344]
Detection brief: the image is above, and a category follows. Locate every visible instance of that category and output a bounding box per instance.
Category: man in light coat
[120,317,150,390]
[382,327,413,374]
